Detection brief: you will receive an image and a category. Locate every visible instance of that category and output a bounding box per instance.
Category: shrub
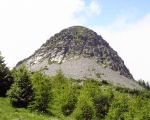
[95,73,101,78]
[7,65,33,107]
[102,80,109,85]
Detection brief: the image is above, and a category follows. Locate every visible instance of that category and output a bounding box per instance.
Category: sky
[0,0,150,83]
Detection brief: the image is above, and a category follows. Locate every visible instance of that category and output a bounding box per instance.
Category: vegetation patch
[102,80,109,85]
[95,72,101,78]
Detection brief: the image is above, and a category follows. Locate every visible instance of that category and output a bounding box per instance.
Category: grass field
[0,97,59,120]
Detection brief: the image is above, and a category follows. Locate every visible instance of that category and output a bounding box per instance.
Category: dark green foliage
[115,86,140,95]
[140,91,150,99]
[95,73,101,78]
[138,79,150,90]
[102,80,109,85]
[0,52,13,96]
[7,66,33,107]
[29,72,52,113]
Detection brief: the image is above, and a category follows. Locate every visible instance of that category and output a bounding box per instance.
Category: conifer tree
[0,52,13,96]
[29,72,52,113]
[8,65,33,107]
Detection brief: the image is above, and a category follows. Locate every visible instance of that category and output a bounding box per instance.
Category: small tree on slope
[8,65,33,107]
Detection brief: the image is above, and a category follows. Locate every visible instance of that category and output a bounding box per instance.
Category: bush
[102,80,109,85]
[0,52,13,96]
[7,65,33,107]
[29,72,52,113]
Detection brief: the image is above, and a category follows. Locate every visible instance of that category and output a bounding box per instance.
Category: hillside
[16,26,142,89]
[1,73,150,120]
[0,50,149,119]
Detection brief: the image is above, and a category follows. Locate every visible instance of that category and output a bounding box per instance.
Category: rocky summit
[16,26,142,89]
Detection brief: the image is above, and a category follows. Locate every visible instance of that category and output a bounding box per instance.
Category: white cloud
[93,13,150,83]
[88,0,101,15]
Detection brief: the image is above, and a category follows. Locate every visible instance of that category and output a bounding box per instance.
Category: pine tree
[8,65,33,107]
[0,52,13,96]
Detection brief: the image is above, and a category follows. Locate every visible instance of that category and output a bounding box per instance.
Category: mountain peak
[16,26,142,89]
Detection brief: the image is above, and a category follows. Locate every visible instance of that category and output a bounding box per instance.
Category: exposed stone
[16,26,133,79]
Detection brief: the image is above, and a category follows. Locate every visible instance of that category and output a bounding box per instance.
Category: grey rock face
[16,26,133,80]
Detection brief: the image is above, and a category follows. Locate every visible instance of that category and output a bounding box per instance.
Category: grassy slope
[0,97,59,120]
[1,82,149,120]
